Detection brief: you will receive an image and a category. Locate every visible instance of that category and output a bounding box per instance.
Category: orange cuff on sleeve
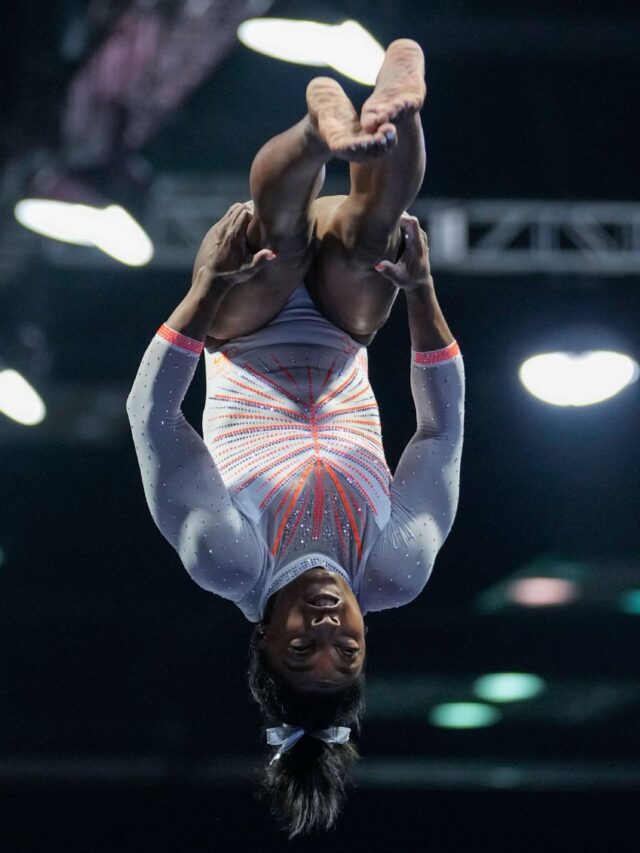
[413,340,461,365]
[157,323,204,356]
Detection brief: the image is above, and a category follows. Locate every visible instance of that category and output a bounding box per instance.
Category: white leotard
[127,284,464,621]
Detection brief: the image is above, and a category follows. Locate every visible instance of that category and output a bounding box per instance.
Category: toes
[344,140,377,160]
[378,123,396,141]
[360,111,380,134]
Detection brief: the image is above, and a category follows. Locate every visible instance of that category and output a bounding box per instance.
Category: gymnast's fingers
[402,214,422,245]
[373,258,402,282]
[228,248,277,283]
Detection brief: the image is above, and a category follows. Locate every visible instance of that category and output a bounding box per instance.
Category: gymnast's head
[247,567,366,837]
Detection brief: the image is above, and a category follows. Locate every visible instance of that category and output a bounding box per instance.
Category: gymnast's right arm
[126,203,277,598]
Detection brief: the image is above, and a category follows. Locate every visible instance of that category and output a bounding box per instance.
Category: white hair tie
[266,724,351,765]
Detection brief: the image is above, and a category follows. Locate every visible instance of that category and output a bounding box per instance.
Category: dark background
[1,1,640,850]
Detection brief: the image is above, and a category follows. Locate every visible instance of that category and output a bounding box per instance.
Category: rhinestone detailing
[262,555,353,611]
[157,324,204,356]
[413,341,460,365]
[204,343,391,572]
[128,284,464,625]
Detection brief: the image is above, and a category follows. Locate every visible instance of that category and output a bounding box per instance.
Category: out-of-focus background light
[0,369,46,426]
[14,200,153,266]
[618,589,640,615]
[237,18,384,84]
[90,205,154,266]
[505,577,581,608]
[14,200,97,247]
[429,703,502,729]
[473,673,547,703]
[519,350,639,407]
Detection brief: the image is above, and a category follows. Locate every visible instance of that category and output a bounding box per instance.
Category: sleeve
[360,341,464,612]
[126,324,268,600]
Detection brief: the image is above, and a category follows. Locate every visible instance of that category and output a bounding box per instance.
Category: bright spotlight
[238,19,331,66]
[320,21,384,85]
[0,369,46,426]
[15,199,97,246]
[429,702,502,729]
[473,673,546,703]
[92,205,154,266]
[519,351,639,407]
[237,18,384,85]
[14,199,153,267]
[506,577,580,607]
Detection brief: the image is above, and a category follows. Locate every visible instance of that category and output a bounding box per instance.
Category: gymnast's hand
[166,203,276,342]
[373,213,432,292]
[191,202,276,297]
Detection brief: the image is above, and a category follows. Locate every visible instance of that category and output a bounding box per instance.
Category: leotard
[127,284,464,621]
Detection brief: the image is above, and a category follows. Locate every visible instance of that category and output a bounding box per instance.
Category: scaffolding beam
[33,176,640,276]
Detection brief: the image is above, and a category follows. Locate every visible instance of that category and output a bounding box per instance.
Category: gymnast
[127,39,464,837]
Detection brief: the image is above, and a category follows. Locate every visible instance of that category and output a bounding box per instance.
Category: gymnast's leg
[306,39,427,343]
[203,83,396,343]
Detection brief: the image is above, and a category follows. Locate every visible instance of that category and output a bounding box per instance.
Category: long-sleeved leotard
[127,283,464,621]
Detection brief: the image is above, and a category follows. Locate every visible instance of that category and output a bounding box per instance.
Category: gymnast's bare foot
[360,39,426,134]
[306,76,397,162]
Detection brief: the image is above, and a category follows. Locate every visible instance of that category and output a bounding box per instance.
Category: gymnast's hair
[247,616,366,838]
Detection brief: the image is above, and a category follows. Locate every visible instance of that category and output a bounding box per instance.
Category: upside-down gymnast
[127,40,464,837]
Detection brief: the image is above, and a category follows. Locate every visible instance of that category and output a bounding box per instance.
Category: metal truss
[33,176,640,276]
[413,198,640,275]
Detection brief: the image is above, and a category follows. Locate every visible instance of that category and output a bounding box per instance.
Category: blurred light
[618,589,640,615]
[91,205,154,266]
[506,577,580,607]
[0,369,46,426]
[321,21,384,85]
[238,18,384,85]
[14,199,96,246]
[519,351,639,406]
[238,19,332,66]
[14,199,153,266]
[473,673,546,703]
[429,702,501,729]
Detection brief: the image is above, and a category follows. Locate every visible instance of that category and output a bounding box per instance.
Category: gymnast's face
[261,568,366,689]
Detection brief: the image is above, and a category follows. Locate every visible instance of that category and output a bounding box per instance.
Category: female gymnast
[127,40,464,837]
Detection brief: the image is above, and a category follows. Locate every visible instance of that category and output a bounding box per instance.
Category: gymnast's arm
[126,204,277,598]
[363,216,465,609]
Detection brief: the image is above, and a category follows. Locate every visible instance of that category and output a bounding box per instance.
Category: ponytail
[247,623,366,838]
[262,732,359,837]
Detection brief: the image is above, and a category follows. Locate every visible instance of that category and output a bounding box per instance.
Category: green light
[429,702,501,729]
[618,589,640,615]
[472,672,546,703]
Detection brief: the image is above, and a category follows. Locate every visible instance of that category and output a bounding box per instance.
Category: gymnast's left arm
[362,216,465,609]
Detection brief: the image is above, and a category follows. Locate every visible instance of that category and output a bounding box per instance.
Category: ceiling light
[319,21,384,85]
[519,351,639,406]
[14,199,153,267]
[0,369,46,426]
[91,205,154,266]
[14,199,96,246]
[237,18,384,85]
[473,673,546,703]
[429,702,502,729]
[506,577,580,607]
